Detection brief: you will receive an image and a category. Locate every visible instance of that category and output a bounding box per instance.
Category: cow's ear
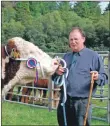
[8,39,15,47]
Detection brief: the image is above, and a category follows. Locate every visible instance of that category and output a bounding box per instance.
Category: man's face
[69,30,85,52]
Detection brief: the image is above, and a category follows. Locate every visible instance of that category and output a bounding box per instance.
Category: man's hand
[90,71,99,81]
[56,66,65,75]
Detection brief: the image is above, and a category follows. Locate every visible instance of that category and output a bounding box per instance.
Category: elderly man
[53,27,108,126]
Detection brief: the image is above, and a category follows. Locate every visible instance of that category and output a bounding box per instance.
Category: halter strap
[4,45,10,57]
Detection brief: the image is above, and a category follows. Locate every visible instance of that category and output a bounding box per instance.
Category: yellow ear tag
[14,52,20,58]
[10,50,20,58]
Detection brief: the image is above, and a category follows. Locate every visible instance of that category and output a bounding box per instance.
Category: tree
[2,5,16,23]
[1,1,109,51]
[95,11,110,49]
[15,1,33,26]
[41,11,66,52]
[29,1,58,17]
[23,26,47,50]
[2,19,25,43]
[73,1,101,21]
[58,1,71,11]
[1,1,18,8]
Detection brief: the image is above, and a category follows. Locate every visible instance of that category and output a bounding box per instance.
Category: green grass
[2,84,109,125]
[91,84,109,120]
[2,102,57,125]
[2,102,109,126]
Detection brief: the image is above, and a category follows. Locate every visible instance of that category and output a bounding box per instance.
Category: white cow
[1,37,60,99]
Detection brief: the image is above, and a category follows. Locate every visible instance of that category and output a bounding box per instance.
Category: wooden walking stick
[83,73,95,126]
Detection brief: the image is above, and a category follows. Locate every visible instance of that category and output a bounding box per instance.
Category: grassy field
[2,83,109,126]
[2,101,109,126]
[2,56,109,126]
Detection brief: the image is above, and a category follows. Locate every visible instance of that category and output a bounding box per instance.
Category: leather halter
[4,45,10,57]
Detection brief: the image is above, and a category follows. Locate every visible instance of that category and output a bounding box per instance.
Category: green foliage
[2,5,16,23]
[95,11,110,48]
[2,19,25,43]
[73,1,101,21]
[15,1,33,26]
[36,11,67,52]
[24,26,47,50]
[58,1,71,11]
[29,1,58,17]
[1,1,110,52]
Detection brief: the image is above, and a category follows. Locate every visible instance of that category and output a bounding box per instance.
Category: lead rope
[54,59,68,126]
[61,69,68,126]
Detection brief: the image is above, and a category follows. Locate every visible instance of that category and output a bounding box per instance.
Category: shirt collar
[73,47,86,56]
[79,47,86,56]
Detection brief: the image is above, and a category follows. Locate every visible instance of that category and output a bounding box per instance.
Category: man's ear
[83,37,86,43]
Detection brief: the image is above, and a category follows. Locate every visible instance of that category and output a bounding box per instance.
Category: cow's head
[40,56,60,76]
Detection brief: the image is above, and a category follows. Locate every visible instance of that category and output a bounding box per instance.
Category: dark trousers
[57,95,92,126]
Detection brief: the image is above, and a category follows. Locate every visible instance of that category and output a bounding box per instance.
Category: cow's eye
[54,61,58,65]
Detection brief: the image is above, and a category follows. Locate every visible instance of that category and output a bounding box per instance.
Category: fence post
[48,77,53,111]
[107,52,110,124]
[100,86,104,102]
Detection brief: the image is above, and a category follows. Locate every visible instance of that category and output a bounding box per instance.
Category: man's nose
[70,40,76,44]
